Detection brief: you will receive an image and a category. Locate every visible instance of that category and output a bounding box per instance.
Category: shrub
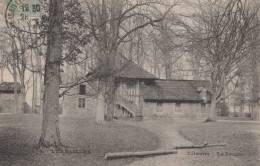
[217,101,229,116]
[244,112,251,118]
[23,102,31,113]
[233,112,239,117]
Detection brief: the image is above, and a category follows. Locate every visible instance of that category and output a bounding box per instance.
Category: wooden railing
[115,95,140,117]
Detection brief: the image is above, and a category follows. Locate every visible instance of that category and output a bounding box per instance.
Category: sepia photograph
[0,0,259,165]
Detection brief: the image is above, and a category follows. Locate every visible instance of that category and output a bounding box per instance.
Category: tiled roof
[115,61,157,79]
[0,82,21,93]
[142,79,211,102]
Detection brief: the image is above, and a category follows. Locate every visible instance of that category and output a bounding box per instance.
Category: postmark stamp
[4,0,41,20]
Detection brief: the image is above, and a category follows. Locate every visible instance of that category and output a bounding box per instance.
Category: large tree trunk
[103,0,122,121]
[96,93,105,124]
[207,94,217,122]
[38,0,63,148]
[105,74,116,121]
[104,49,119,121]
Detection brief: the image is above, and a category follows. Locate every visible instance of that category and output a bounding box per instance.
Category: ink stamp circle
[4,0,41,21]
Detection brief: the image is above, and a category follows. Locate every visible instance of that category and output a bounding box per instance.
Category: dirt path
[120,120,260,166]
[121,121,194,166]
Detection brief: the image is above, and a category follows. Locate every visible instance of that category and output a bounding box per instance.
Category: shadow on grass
[0,114,160,166]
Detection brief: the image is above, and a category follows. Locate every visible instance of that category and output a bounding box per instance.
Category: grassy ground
[179,121,260,166]
[122,120,260,166]
[217,116,253,121]
[0,114,160,166]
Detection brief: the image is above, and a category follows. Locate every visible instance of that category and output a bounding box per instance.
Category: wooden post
[136,79,140,106]
[135,79,143,120]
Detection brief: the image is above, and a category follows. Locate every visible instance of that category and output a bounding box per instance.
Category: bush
[232,112,251,118]
[217,101,229,116]
[23,102,31,114]
[244,112,251,118]
[233,112,239,117]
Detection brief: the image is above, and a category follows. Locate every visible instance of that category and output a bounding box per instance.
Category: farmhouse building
[141,79,211,119]
[62,61,211,119]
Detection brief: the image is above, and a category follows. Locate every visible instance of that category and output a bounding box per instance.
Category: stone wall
[0,93,23,113]
[142,100,208,120]
[62,82,209,120]
[62,84,97,117]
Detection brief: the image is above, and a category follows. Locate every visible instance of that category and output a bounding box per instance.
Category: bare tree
[152,13,183,79]
[0,50,6,83]
[182,0,260,121]
[251,52,260,120]
[84,0,178,120]
[0,27,29,113]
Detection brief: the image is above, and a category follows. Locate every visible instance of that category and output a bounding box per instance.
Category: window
[79,84,86,95]
[78,98,85,108]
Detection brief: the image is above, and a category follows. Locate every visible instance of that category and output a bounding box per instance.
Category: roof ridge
[115,60,157,79]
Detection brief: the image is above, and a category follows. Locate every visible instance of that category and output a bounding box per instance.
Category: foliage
[22,102,31,114]
[244,112,251,118]
[216,101,229,116]
[62,0,89,62]
[234,112,241,117]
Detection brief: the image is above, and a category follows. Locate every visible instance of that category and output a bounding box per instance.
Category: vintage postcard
[0,0,259,165]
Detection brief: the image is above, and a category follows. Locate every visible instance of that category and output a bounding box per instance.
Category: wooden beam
[174,143,226,149]
[104,143,226,160]
[104,149,177,159]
